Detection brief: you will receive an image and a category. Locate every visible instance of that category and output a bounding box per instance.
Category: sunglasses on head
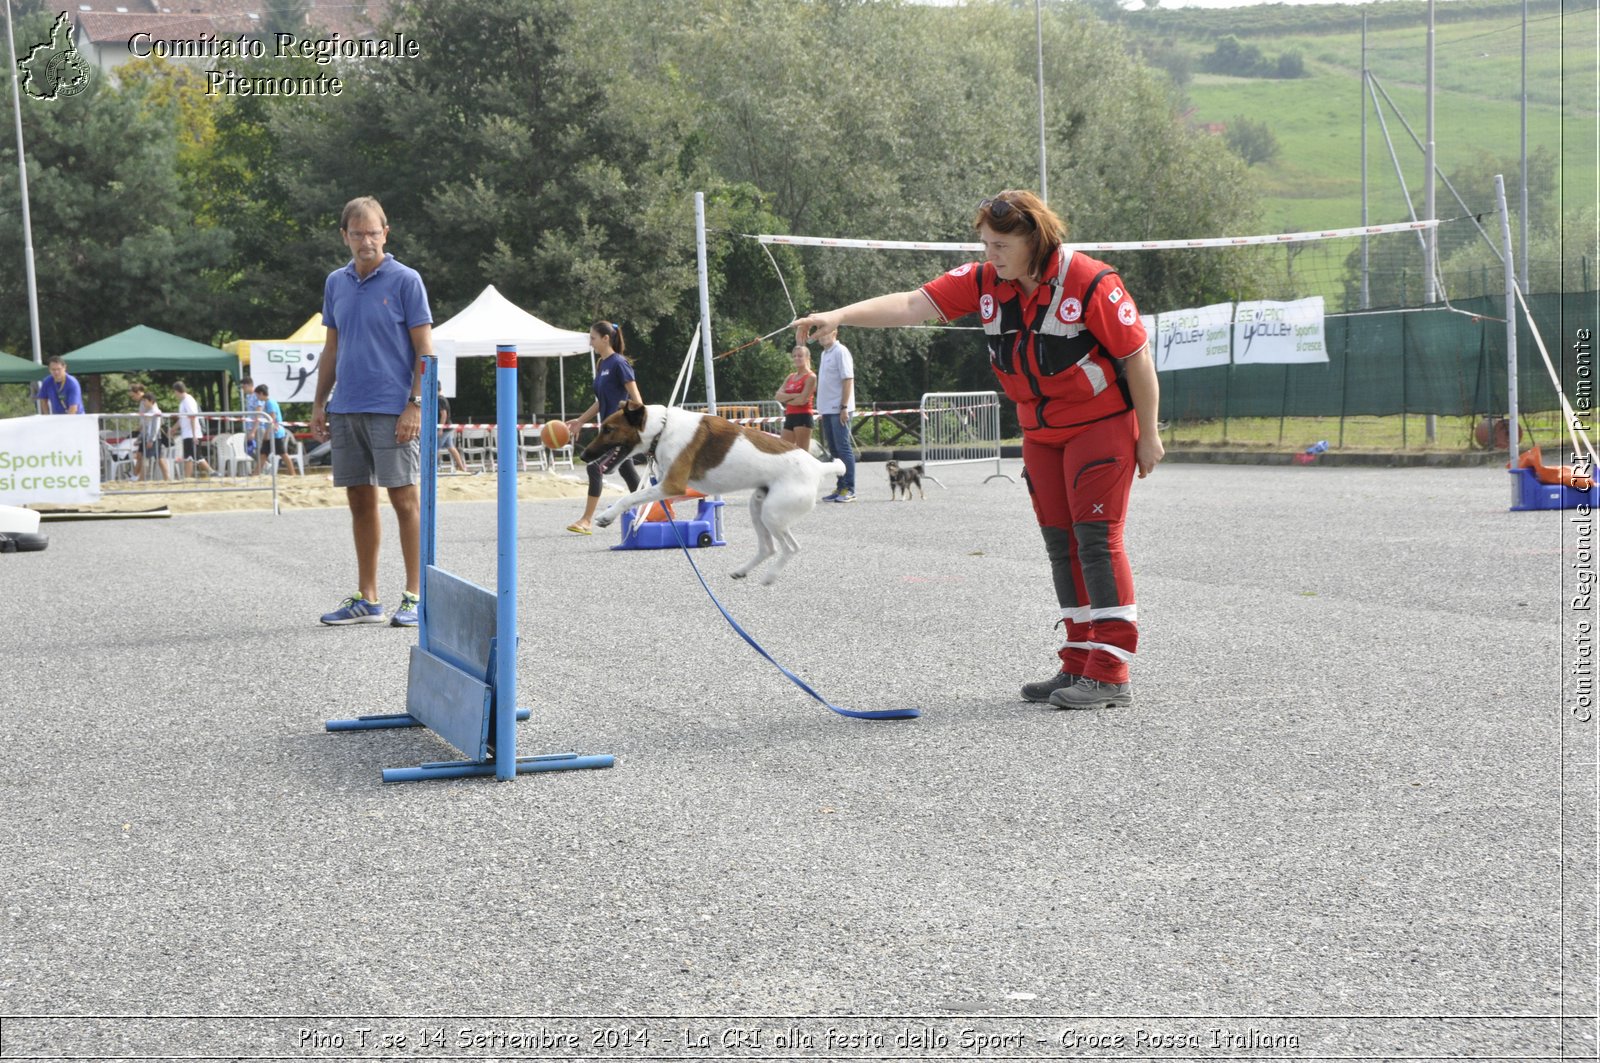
[979,195,1034,227]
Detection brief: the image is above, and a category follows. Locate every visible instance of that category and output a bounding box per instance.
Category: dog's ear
[624,401,646,428]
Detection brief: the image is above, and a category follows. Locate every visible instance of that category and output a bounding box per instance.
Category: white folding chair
[459,427,491,472]
[100,441,134,483]
[214,433,252,477]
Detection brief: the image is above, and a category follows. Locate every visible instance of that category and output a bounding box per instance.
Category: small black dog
[886,460,925,501]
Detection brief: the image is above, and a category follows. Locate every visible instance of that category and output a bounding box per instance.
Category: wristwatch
[408,395,422,407]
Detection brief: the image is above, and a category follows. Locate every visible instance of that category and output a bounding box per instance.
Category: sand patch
[35,469,597,515]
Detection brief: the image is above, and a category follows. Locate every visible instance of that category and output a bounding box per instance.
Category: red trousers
[1022,411,1139,684]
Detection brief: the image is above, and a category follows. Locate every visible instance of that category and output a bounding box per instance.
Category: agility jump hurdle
[327,348,615,783]
[919,390,1014,487]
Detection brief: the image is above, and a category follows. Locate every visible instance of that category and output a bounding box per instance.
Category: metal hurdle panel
[326,352,614,784]
[919,390,1014,486]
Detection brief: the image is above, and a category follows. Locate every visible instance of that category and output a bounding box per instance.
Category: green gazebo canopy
[60,325,239,377]
[0,349,46,385]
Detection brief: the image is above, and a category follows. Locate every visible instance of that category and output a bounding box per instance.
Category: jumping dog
[583,402,846,585]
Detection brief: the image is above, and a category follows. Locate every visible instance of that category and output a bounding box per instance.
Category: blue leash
[656,495,920,722]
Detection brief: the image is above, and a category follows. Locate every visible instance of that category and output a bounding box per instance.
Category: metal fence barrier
[96,411,286,512]
[680,400,787,430]
[919,390,1013,487]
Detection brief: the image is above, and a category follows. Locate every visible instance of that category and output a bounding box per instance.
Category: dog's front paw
[729,570,748,580]
[594,509,618,528]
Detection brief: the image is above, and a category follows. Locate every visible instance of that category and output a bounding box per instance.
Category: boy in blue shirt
[252,384,300,477]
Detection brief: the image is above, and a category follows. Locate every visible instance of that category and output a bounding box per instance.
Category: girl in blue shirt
[563,320,643,534]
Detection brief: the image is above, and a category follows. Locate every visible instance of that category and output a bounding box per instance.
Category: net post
[695,192,725,543]
[1494,175,1520,478]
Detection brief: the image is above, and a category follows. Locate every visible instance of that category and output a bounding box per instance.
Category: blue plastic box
[1510,465,1597,511]
[612,497,726,550]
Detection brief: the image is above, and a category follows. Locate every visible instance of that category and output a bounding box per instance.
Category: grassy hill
[1124,0,1595,242]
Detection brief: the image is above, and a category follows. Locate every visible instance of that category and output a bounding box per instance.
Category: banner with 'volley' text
[1232,296,1328,365]
[0,415,100,505]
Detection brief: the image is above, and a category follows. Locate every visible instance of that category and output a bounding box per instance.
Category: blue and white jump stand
[612,494,726,551]
[327,348,615,783]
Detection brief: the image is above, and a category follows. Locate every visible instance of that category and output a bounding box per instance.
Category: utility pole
[1360,14,1369,310]
[3,1,43,365]
[1423,0,1437,442]
[1035,0,1048,202]
[1520,0,1530,292]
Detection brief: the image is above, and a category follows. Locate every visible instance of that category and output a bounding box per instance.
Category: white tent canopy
[432,285,591,359]
[430,285,592,404]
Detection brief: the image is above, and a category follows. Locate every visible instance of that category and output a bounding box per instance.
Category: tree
[641,0,1260,401]
[1224,116,1279,167]
[210,0,709,419]
[0,10,231,361]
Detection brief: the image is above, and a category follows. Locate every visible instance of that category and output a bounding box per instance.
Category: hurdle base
[381,751,616,784]
[325,706,531,732]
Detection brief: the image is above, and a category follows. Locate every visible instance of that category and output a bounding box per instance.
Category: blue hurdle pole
[494,344,517,781]
[420,356,439,648]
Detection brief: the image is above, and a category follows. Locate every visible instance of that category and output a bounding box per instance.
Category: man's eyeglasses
[345,228,385,240]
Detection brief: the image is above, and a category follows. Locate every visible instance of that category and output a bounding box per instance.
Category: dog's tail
[826,459,845,477]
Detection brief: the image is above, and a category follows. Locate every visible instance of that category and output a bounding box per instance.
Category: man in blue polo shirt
[37,356,83,415]
[309,196,433,628]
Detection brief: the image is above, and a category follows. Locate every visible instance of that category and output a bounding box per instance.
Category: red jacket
[922,247,1147,441]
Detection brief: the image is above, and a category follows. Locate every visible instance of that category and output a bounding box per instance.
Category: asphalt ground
[1,460,1593,1061]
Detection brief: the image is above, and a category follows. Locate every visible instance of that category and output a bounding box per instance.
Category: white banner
[249,343,324,402]
[1154,301,1234,372]
[0,415,100,505]
[1233,296,1328,365]
[251,344,458,403]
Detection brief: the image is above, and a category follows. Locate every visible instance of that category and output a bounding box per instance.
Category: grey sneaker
[1047,675,1132,710]
[835,489,856,503]
[1020,669,1083,703]
[389,591,420,628]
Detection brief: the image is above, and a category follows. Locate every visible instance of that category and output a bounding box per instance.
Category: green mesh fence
[1159,291,1597,419]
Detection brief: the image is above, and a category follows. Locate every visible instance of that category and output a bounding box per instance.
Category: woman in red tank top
[772,343,818,453]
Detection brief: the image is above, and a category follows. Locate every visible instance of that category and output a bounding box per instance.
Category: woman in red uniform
[792,190,1163,709]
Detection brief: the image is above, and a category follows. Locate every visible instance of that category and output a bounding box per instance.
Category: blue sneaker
[320,594,385,626]
[821,490,842,503]
[390,591,420,628]
[835,488,856,503]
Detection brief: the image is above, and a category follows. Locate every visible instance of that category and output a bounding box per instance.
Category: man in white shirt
[173,380,214,478]
[813,325,856,502]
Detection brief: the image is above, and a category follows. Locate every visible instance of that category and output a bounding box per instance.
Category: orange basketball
[540,420,570,449]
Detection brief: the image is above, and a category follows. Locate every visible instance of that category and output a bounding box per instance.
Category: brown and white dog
[582,402,846,585]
